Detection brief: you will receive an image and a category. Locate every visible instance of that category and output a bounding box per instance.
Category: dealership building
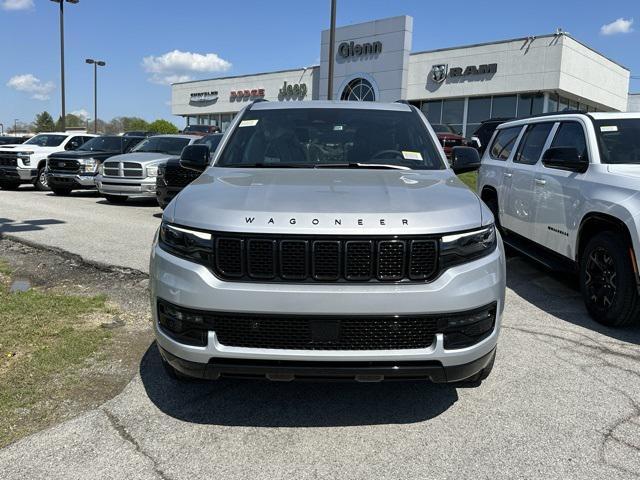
[171,15,631,136]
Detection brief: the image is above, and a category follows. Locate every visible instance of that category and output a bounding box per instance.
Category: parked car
[0,136,28,145]
[478,111,640,327]
[182,125,220,136]
[0,132,96,190]
[95,134,199,204]
[156,133,223,209]
[430,124,468,158]
[151,100,505,383]
[469,118,512,154]
[46,135,145,195]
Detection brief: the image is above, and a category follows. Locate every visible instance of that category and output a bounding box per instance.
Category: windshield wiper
[314,163,410,170]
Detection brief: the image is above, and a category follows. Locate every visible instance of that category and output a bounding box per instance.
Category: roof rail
[395,100,411,105]
[247,98,268,111]
[520,109,590,120]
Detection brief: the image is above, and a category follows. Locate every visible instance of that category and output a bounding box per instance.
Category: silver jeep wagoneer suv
[150,100,506,383]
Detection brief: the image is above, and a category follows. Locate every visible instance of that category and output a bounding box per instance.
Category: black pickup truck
[156,133,222,209]
[46,135,144,195]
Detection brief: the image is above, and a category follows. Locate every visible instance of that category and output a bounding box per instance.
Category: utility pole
[327,0,337,100]
[86,58,106,133]
[50,0,80,131]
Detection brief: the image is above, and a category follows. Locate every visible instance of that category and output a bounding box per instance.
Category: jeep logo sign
[279,81,308,99]
[338,41,383,59]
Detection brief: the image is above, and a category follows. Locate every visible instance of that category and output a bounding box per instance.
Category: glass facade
[186,113,237,132]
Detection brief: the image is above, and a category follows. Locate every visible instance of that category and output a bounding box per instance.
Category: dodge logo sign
[430,64,448,83]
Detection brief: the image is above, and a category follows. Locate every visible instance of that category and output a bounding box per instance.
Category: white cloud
[1,0,34,11]
[141,50,231,85]
[7,74,55,100]
[70,109,90,120]
[600,18,634,35]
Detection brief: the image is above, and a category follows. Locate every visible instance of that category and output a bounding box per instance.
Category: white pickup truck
[0,131,95,190]
[478,112,640,327]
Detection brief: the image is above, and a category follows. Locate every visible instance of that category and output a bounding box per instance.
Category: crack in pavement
[102,408,174,480]
[503,324,640,477]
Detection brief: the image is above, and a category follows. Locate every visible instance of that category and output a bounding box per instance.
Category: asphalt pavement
[0,186,639,479]
[0,187,161,272]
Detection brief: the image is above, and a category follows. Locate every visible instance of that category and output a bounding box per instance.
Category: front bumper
[0,166,37,182]
[47,172,96,189]
[96,175,157,198]
[150,232,505,379]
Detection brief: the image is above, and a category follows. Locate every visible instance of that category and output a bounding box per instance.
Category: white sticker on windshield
[402,151,423,161]
[333,125,344,131]
[600,125,618,132]
[239,119,259,127]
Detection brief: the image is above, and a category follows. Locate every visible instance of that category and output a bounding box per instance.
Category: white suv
[478,112,640,327]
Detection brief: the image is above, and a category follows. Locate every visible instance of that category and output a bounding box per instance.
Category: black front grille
[212,233,438,283]
[163,164,200,187]
[213,313,438,350]
[0,155,17,167]
[48,157,80,173]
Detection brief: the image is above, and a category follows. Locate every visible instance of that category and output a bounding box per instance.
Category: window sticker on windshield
[333,125,344,131]
[402,151,423,161]
[600,125,618,132]
[239,119,259,127]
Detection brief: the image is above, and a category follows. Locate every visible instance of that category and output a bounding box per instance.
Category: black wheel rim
[585,246,617,311]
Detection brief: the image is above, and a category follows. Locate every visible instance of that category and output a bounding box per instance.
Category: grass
[457,171,478,191]
[0,270,111,447]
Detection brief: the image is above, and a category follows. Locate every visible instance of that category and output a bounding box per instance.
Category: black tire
[34,167,50,191]
[483,193,503,234]
[0,181,20,191]
[104,194,128,204]
[580,231,640,327]
[51,187,72,196]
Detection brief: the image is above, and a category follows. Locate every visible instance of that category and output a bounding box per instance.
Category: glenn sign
[338,41,383,59]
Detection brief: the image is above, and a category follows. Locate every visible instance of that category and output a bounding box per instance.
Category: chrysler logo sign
[430,63,498,83]
[338,41,383,59]
[190,91,218,103]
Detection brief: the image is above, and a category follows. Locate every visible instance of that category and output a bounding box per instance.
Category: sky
[0,0,638,131]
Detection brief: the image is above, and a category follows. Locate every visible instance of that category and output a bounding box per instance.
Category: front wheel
[580,232,640,327]
[34,167,50,191]
[104,194,128,204]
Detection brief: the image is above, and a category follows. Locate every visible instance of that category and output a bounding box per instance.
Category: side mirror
[542,147,588,173]
[180,144,210,172]
[451,146,481,174]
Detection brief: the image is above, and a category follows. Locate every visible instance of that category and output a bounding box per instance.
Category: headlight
[157,165,165,177]
[18,155,31,165]
[439,225,496,269]
[82,158,97,173]
[159,222,213,264]
[97,164,104,175]
[147,165,159,177]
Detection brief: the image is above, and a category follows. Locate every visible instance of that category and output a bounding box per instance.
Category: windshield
[131,137,191,156]
[78,136,125,152]
[24,134,66,147]
[216,108,444,170]
[431,124,457,134]
[595,119,640,164]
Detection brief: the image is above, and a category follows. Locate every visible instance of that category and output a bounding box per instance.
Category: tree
[148,119,179,134]
[55,114,85,131]
[104,117,149,134]
[34,111,55,132]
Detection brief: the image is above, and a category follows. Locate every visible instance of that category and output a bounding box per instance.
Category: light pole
[50,0,79,132]
[14,119,18,136]
[327,0,337,100]
[85,58,106,133]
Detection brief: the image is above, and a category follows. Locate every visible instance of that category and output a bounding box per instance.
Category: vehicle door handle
[535,178,546,186]
[503,172,512,178]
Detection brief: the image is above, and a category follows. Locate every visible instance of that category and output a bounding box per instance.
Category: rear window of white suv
[489,126,521,160]
[595,119,640,164]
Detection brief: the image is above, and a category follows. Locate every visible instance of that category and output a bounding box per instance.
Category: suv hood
[168,169,484,235]
[106,151,176,164]
[49,150,115,160]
